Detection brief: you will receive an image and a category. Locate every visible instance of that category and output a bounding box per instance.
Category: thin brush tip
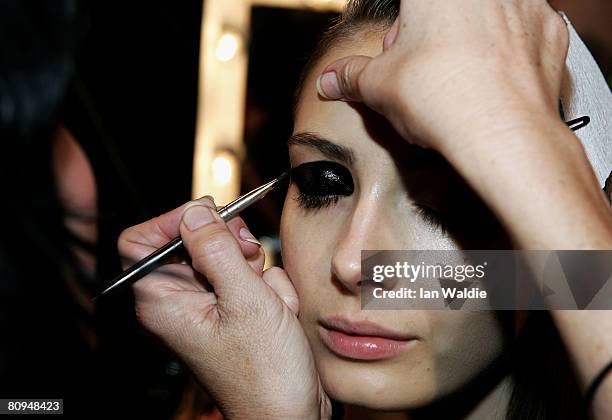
[269,171,290,189]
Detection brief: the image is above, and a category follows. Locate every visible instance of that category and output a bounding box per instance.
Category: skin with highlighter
[119,0,612,419]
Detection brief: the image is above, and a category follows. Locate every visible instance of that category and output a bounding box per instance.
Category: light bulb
[212,153,234,185]
[215,32,240,62]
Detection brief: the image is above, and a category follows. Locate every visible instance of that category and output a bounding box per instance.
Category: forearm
[443,114,612,417]
[442,115,612,250]
[551,311,612,419]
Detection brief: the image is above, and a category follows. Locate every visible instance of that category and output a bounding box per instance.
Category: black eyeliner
[290,161,354,209]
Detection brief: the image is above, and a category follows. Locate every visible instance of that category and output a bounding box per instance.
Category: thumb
[316,55,372,101]
[179,199,266,312]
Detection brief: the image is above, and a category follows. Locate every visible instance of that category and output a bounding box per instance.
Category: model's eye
[290,161,354,209]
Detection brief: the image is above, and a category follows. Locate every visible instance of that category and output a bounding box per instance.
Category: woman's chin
[317,357,437,411]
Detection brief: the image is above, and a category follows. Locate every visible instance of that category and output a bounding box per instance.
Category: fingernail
[182,205,215,231]
[239,227,261,247]
[316,71,340,99]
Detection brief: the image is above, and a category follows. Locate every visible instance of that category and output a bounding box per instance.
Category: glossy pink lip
[318,317,418,361]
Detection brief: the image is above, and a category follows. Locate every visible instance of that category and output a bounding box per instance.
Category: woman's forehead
[293,37,387,153]
[295,32,384,112]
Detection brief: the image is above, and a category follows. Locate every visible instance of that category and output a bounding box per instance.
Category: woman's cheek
[280,207,340,307]
[426,311,506,397]
[282,216,322,286]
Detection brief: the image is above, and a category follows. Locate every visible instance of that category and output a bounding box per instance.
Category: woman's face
[280,30,512,410]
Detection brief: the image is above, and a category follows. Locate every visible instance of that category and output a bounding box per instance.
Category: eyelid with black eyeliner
[290,161,354,209]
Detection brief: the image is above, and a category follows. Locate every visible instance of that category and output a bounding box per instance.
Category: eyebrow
[287,132,355,166]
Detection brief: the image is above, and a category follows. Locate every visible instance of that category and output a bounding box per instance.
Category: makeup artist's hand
[315,0,569,154]
[119,197,331,420]
[316,0,612,252]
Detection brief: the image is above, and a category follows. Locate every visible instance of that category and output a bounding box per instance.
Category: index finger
[118,197,264,266]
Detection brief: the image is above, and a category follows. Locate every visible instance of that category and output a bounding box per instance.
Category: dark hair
[0,1,193,416]
[297,1,583,418]
[0,0,92,400]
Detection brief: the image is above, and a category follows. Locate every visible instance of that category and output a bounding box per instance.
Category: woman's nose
[331,202,397,295]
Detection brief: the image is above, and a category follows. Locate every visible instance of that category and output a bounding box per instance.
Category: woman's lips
[318,317,417,361]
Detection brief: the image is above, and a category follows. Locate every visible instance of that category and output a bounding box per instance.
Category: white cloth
[560,12,612,189]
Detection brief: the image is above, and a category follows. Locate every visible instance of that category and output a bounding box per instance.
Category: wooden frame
[192,0,345,202]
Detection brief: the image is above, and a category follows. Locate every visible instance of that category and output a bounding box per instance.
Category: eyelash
[414,204,449,232]
[295,192,341,209]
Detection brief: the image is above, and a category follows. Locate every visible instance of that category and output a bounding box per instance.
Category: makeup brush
[92,172,289,301]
